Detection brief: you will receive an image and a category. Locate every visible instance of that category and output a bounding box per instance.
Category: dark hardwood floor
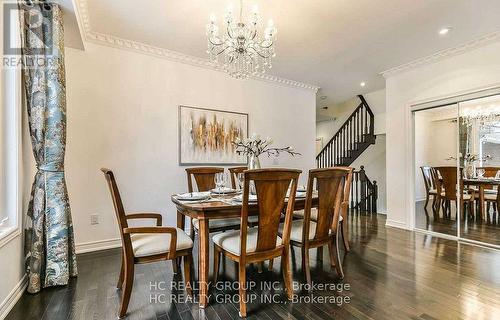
[415,200,500,245]
[7,212,500,320]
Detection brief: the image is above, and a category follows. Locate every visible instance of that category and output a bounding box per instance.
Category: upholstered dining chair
[420,166,439,212]
[101,169,193,319]
[292,167,353,252]
[279,167,352,286]
[212,168,301,317]
[228,166,247,189]
[435,166,475,219]
[186,167,258,239]
[477,166,499,216]
[485,186,500,217]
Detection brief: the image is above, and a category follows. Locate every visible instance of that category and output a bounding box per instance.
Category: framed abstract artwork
[178,106,248,165]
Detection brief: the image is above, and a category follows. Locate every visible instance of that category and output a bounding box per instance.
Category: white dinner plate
[176,192,211,201]
[211,187,237,194]
[232,194,258,202]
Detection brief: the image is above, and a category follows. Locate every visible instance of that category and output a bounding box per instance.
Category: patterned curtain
[20,1,77,293]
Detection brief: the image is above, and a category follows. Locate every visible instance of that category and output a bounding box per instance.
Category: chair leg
[317,247,323,261]
[257,262,263,273]
[183,253,193,297]
[238,262,247,318]
[118,259,134,319]
[172,259,179,274]
[341,221,350,252]
[329,234,344,279]
[424,194,430,209]
[282,247,293,300]
[117,254,124,289]
[189,218,195,240]
[301,246,311,290]
[213,247,221,285]
[268,259,274,271]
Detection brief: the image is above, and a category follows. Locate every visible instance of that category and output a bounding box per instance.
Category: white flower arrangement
[232,133,300,157]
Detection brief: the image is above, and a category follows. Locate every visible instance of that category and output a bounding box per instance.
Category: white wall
[364,89,386,135]
[62,43,317,246]
[385,40,500,229]
[414,112,457,200]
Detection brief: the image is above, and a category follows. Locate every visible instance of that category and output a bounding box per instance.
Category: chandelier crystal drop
[462,104,500,127]
[206,0,277,79]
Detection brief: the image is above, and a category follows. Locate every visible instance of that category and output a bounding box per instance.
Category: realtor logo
[3,1,54,56]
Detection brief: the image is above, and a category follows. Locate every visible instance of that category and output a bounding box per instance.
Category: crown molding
[74,0,320,93]
[381,31,500,78]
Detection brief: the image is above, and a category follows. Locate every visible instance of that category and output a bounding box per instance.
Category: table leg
[198,218,210,308]
[479,186,485,220]
[177,210,185,230]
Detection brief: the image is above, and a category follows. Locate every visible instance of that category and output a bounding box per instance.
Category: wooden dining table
[463,178,500,220]
[171,192,319,308]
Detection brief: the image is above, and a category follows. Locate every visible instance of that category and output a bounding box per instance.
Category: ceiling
[83,0,500,106]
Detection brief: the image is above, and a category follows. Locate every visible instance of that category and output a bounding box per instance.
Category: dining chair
[280,167,352,287]
[477,166,500,216]
[435,166,475,219]
[485,186,500,217]
[292,167,353,252]
[228,166,247,189]
[185,167,241,238]
[420,166,439,213]
[101,169,193,318]
[212,168,301,317]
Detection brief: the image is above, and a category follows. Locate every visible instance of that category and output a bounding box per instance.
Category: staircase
[351,166,378,213]
[316,95,376,167]
[316,95,378,213]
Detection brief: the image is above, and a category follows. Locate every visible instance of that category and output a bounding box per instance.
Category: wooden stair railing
[350,166,378,213]
[316,95,376,167]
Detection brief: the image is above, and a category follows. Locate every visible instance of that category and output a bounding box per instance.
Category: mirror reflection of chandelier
[461,104,500,127]
[206,0,277,79]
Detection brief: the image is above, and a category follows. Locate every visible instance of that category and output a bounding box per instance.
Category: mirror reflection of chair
[477,167,499,217]
[420,166,439,215]
[435,166,475,219]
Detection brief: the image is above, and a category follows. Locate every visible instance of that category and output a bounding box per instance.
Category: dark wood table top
[463,178,500,186]
[171,191,318,212]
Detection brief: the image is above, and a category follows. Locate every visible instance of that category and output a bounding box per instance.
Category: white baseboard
[0,275,27,320]
[75,238,121,254]
[385,219,410,230]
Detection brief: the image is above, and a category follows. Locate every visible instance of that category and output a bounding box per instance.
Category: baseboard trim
[385,219,410,230]
[0,274,27,320]
[75,238,121,254]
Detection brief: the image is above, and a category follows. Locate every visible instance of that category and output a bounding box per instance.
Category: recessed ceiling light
[360,82,366,87]
[439,27,451,35]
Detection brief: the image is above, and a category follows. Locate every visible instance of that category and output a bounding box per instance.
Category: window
[0,3,21,244]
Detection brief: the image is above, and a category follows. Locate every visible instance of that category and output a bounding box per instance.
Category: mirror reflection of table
[463,178,500,220]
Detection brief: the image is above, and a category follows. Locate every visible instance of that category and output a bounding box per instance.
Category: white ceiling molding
[75,0,319,93]
[381,31,500,78]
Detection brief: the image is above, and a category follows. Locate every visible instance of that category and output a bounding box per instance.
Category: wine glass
[214,172,224,192]
[237,173,245,191]
[221,173,229,196]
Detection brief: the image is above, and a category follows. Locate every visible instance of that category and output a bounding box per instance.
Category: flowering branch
[232,134,301,158]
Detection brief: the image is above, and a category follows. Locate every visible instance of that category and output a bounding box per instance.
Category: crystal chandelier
[206,0,277,79]
[462,105,500,127]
